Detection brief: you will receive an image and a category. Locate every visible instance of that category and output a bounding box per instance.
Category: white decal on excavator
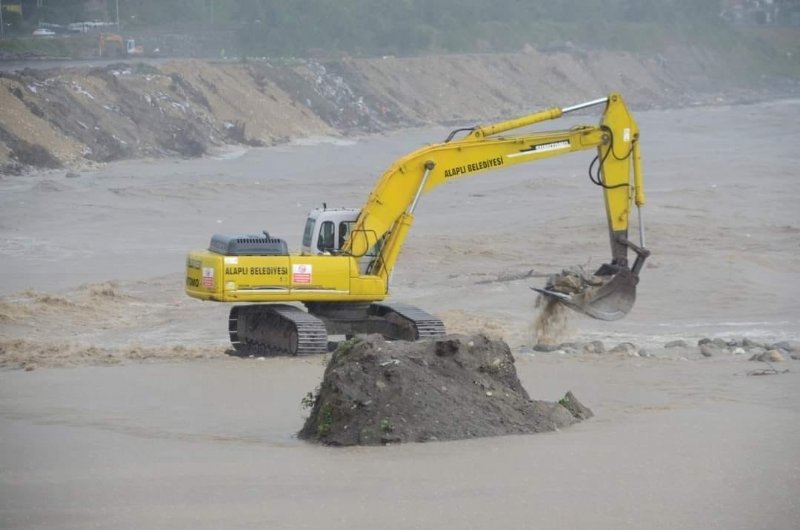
[202,267,215,288]
[507,139,570,158]
[292,264,312,284]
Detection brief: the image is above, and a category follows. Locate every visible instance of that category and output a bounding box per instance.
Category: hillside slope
[0,47,795,173]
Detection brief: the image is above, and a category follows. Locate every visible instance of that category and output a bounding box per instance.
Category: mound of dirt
[299,334,591,445]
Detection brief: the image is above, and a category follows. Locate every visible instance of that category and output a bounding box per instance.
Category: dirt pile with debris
[299,334,591,445]
[2,47,796,173]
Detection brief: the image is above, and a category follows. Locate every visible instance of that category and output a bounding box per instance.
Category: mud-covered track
[229,304,328,356]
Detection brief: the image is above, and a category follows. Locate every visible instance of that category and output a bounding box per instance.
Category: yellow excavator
[99,33,145,58]
[186,93,649,355]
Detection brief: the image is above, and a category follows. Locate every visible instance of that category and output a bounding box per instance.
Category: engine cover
[209,232,288,256]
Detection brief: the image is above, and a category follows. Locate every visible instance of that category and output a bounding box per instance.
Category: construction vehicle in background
[185,93,649,355]
[99,33,144,57]
[98,33,123,57]
[126,39,144,56]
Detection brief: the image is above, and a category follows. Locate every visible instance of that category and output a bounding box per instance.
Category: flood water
[1,100,800,528]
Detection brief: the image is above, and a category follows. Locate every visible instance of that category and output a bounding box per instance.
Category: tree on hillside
[20,0,86,24]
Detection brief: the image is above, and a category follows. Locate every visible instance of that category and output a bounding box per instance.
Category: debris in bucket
[545,266,605,295]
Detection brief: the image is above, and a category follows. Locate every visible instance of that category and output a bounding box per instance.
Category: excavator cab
[301,207,360,255]
[300,206,386,275]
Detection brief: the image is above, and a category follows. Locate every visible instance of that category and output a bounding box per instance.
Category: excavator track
[229,304,328,356]
[370,302,446,340]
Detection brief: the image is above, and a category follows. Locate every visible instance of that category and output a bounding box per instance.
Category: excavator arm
[343,93,649,320]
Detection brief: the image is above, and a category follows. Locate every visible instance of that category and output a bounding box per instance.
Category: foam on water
[289,135,357,147]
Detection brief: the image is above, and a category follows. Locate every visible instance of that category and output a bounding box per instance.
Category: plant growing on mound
[317,404,334,437]
[301,390,317,410]
[336,336,363,356]
[380,417,394,434]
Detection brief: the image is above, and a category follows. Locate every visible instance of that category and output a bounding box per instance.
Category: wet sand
[1,100,800,528]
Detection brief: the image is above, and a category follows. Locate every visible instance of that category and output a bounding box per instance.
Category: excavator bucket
[531,264,639,321]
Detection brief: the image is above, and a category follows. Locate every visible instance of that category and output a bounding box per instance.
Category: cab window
[302,217,315,248]
[338,221,354,248]
[317,221,335,252]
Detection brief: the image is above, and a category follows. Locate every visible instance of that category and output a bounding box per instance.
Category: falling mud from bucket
[533,266,600,345]
[533,294,570,346]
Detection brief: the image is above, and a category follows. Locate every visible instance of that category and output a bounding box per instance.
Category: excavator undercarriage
[228,302,445,356]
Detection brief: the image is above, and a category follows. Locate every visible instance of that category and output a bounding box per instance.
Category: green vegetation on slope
[3,0,798,76]
[145,0,726,55]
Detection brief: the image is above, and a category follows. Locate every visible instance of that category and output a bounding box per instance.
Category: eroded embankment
[0,47,788,173]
